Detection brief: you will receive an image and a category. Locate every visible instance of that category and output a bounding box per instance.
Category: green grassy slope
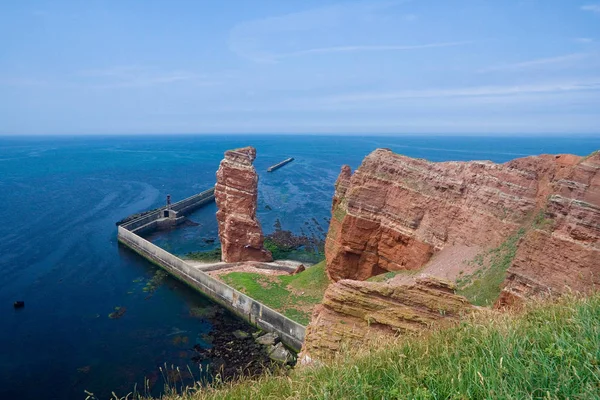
[220,261,329,325]
[153,294,600,400]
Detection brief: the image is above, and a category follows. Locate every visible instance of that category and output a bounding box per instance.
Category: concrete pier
[267,157,294,172]
[118,188,215,234]
[117,188,306,351]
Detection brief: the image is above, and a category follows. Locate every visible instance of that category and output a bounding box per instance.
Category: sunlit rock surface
[215,147,272,262]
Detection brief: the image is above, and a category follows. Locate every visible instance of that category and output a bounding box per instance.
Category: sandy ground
[390,244,482,284]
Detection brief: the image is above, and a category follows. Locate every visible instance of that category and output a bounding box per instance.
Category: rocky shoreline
[191,308,296,381]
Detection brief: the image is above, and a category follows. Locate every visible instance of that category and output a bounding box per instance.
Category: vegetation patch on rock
[185,248,222,262]
[264,230,324,264]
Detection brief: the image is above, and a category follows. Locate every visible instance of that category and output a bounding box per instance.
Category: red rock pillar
[215,147,273,262]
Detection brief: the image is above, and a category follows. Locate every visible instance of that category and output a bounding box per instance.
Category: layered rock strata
[326,149,600,304]
[300,277,474,361]
[215,147,272,262]
[498,151,600,306]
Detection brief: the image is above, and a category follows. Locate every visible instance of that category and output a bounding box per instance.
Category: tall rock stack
[215,147,273,263]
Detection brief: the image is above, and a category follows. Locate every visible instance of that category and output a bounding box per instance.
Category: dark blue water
[0,134,598,399]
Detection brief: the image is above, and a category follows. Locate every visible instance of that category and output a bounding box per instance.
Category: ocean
[0,134,598,399]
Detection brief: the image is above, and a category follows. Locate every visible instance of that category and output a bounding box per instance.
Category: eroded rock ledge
[215,147,272,262]
[300,277,474,361]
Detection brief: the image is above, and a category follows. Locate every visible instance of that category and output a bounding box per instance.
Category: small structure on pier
[267,157,294,172]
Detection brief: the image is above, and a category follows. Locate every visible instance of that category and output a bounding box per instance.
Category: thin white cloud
[479,53,591,72]
[581,4,600,13]
[323,80,600,103]
[229,1,430,62]
[575,37,594,43]
[78,66,218,88]
[273,41,471,59]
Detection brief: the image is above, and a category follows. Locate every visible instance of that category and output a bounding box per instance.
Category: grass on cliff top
[138,293,600,400]
[219,260,328,325]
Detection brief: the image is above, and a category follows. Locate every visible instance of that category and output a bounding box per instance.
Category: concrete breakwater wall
[118,227,305,350]
[120,188,215,234]
[267,157,294,172]
[117,189,306,351]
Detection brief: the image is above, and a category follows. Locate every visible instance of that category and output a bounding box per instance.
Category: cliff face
[498,152,600,306]
[215,147,273,263]
[326,149,600,302]
[300,277,474,361]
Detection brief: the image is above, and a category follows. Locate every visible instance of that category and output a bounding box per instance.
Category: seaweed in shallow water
[108,306,126,319]
[142,269,169,297]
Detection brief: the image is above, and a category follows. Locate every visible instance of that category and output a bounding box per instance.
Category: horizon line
[1,132,599,138]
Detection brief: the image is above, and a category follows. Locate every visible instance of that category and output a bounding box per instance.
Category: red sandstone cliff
[301,149,598,361]
[215,147,272,263]
[325,149,600,303]
[499,152,600,306]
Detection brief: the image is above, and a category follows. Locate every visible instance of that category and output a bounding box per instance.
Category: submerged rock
[108,306,126,319]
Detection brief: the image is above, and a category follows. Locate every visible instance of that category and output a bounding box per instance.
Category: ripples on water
[0,134,598,399]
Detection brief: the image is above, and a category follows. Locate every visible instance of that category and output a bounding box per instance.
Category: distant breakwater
[267,157,294,172]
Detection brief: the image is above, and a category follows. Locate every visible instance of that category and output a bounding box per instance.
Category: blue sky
[1,0,599,135]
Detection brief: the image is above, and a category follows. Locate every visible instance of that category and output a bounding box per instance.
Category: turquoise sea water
[0,134,598,399]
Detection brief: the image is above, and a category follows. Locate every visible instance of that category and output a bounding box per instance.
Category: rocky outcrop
[215,147,272,262]
[326,149,600,303]
[300,277,474,361]
[497,151,600,307]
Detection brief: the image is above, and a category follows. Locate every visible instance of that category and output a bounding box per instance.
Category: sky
[0,0,599,135]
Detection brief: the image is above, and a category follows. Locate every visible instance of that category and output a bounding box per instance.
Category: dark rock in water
[199,333,214,345]
[181,219,200,227]
[203,238,216,244]
[13,301,24,308]
[265,204,272,211]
